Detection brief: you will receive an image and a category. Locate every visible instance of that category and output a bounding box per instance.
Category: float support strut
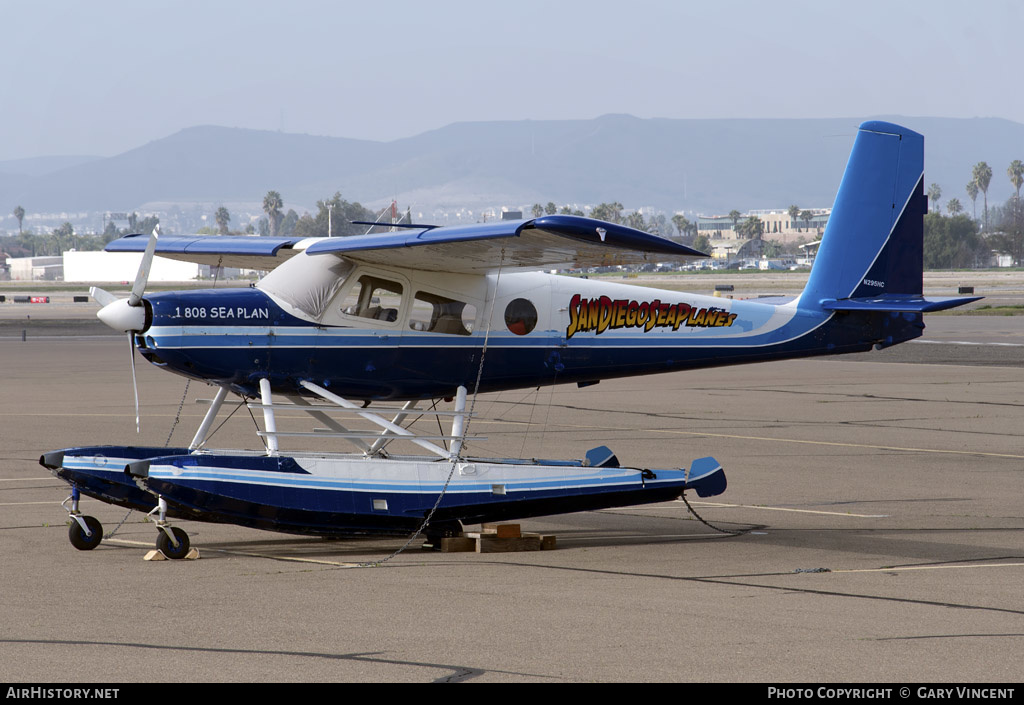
[259,379,279,455]
[449,385,468,460]
[190,385,229,451]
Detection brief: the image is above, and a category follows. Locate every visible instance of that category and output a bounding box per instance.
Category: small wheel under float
[68,515,103,551]
[156,526,191,559]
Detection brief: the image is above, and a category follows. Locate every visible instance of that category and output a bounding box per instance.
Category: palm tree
[947,198,963,216]
[215,206,231,235]
[51,222,74,254]
[966,180,979,220]
[739,216,763,240]
[972,162,992,231]
[627,211,646,230]
[591,202,624,224]
[671,214,691,240]
[927,183,942,213]
[1008,160,1024,201]
[800,209,814,232]
[693,233,711,254]
[728,209,741,233]
[788,205,800,233]
[12,205,25,234]
[263,191,283,237]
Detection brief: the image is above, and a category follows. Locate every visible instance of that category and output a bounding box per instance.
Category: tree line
[4,191,393,258]
[923,159,1024,267]
[256,191,386,238]
[9,163,1024,267]
[531,157,1024,267]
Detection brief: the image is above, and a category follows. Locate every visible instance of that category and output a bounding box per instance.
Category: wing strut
[366,400,418,456]
[297,381,460,459]
[238,381,483,458]
[285,393,373,454]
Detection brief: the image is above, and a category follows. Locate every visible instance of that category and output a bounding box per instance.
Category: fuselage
[135,252,924,400]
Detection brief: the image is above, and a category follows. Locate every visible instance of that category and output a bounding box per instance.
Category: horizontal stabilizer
[685,457,726,498]
[821,295,982,313]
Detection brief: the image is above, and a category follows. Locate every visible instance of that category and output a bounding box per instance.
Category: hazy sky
[2,0,1020,161]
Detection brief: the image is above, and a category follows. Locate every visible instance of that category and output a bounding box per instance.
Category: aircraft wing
[104,216,706,274]
[303,215,707,273]
[105,234,316,270]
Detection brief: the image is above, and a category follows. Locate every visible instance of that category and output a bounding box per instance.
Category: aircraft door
[319,272,407,398]
[397,288,481,395]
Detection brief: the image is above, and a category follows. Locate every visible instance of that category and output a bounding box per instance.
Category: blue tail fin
[799,121,926,309]
[797,121,978,313]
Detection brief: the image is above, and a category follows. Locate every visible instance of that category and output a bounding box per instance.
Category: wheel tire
[156,527,191,559]
[68,516,103,551]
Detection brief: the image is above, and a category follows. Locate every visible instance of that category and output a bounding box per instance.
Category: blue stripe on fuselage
[139,289,921,399]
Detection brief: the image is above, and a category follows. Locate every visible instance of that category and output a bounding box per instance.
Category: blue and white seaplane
[41,121,979,558]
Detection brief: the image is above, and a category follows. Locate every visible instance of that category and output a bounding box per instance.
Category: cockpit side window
[337,275,404,323]
[409,292,476,335]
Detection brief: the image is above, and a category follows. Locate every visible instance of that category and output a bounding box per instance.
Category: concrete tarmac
[0,317,1022,683]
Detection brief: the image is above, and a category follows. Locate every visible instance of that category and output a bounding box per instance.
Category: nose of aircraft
[97,297,149,333]
[92,225,160,333]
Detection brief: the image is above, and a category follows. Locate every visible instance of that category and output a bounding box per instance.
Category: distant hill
[4,116,1023,216]
[0,154,102,178]
[1,155,103,213]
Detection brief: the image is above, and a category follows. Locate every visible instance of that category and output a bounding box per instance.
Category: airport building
[7,256,63,281]
[63,251,201,282]
[3,250,246,282]
[697,208,830,260]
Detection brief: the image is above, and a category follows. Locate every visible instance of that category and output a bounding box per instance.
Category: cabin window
[409,292,476,335]
[337,275,404,322]
[504,298,537,335]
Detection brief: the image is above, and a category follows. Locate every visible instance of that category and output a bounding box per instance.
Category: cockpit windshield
[257,252,353,319]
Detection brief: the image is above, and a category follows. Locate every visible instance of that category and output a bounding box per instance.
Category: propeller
[92,226,160,433]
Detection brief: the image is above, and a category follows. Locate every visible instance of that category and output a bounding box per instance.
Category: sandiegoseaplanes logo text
[565,294,737,339]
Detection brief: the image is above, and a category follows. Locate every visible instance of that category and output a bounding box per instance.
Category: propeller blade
[127,225,159,308]
[129,332,140,434]
[89,286,118,307]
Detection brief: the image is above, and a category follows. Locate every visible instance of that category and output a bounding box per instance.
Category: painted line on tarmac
[104,537,370,567]
[103,539,153,548]
[598,501,884,518]
[201,547,365,568]
[475,419,1024,460]
[686,501,887,518]
[913,339,1024,347]
[0,478,63,482]
[473,415,1024,460]
[642,427,1024,460]
[569,531,726,540]
[0,335,116,340]
[835,562,1024,574]
[0,500,61,506]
